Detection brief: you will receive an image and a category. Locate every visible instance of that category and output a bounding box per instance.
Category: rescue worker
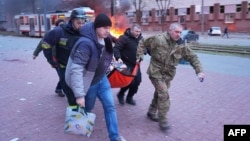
[113,24,143,105]
[33,19,65,97]
[42,8,86,105]
[136,22,205,131]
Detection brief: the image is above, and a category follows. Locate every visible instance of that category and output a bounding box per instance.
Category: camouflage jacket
[136,32,203,81]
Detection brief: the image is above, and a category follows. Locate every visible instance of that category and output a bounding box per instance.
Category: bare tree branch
[155,0,171,32]
[131,0,146,25]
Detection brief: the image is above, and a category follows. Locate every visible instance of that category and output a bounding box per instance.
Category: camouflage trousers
[148,78,171,122]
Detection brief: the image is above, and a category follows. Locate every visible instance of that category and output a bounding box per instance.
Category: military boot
[159,121,170,131]
[147,112,159,122]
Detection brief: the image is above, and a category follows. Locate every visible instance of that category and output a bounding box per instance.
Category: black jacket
[113,28,142,69]
[42,22,80,67]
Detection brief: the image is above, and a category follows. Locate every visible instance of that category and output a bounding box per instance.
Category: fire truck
[14,7,95,37]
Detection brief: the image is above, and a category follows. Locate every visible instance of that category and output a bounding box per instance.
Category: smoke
[81,0,131,33]
[80,0,131,15]
[2,0,132,32]
[115,0,131,14]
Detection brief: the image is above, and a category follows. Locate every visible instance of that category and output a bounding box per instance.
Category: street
[0,35,250,141]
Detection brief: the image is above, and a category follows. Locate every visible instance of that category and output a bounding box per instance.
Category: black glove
[49,60,59,68]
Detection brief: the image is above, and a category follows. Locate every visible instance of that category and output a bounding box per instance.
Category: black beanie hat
[94,13,112,28]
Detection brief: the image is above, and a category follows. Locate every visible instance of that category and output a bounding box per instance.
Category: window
[41,16,44,25]
[220,6,225,13]
[236,4,241,12]
[51,15,57,25]
[156,10,168,17]
[248,3,250,12]
[155,10,161,17]
[166,9,170,16]
[34,16,37,25]
[225,13,234,23]
[126,12,135,17]
[142,11,150,18]
[179,16,185,24]
[187,8,190,15]
[210,6,214,13]
[142,17,149,25]
[20,16,29,25]
[175,9,178,15]
[142,11,150,24]
[178,8,187,15]
[128,18,133,24]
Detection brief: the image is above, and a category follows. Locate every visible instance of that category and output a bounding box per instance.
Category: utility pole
[37,7,42,37]
[43,0,47,32]
[111,0,114,16]
[201,0,204,35]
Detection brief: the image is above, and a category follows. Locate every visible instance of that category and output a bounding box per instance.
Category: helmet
[70,8,86,20]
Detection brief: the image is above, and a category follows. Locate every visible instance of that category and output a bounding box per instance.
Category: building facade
[126,0,250,33]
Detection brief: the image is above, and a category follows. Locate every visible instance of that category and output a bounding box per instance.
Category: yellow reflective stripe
[41,41,52,49]
[41,44,51,49]
[60,64,66,68]
[59,40,67,46]
[68,105,78,109]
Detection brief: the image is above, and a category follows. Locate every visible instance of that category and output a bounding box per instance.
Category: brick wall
[130,1,250,33]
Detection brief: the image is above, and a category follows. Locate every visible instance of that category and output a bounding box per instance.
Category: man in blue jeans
[65,13,126,141]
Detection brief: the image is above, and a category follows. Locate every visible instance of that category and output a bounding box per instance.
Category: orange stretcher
[107,63,140,88]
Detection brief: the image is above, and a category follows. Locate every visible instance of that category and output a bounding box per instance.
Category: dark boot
[117,92,125,105]
[159,121,170,131]
[55,89,65,97]
[147,112,159,122]
[126,97,136,105]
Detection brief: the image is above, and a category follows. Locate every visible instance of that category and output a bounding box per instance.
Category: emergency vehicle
[14,7,95,37]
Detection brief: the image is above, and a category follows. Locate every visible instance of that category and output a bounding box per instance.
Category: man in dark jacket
[113,24,143,105]
[65,13,126,141]
[33,19,65,97]
[42,8,86,104]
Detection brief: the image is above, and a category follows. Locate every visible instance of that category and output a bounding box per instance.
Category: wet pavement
[0,35,250,141]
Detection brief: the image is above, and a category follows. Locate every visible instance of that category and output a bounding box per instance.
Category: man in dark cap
[65,13,126,141]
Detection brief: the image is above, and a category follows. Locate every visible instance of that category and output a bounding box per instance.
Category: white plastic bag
[64,106,96,137]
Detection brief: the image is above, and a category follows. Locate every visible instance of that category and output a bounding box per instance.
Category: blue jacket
[65,22,113,98]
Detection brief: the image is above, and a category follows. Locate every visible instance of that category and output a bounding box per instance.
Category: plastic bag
[64,106,96,137]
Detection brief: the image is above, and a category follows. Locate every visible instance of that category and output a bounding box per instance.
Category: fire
[109,16,128,38]
[110,28,125,38]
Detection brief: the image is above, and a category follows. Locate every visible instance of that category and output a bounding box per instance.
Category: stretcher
[107,62,139,88]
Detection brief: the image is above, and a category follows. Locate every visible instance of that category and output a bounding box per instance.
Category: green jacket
[136,32,203,81]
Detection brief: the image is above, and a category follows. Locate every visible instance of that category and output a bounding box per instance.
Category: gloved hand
[50,60,59,68]
[197,72,205,82]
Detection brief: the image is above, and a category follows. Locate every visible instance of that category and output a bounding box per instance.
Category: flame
[110,28,125,38]
[110,16,128,38]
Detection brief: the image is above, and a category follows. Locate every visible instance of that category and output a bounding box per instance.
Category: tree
[155,0,171,32]
[131,0,146,25]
